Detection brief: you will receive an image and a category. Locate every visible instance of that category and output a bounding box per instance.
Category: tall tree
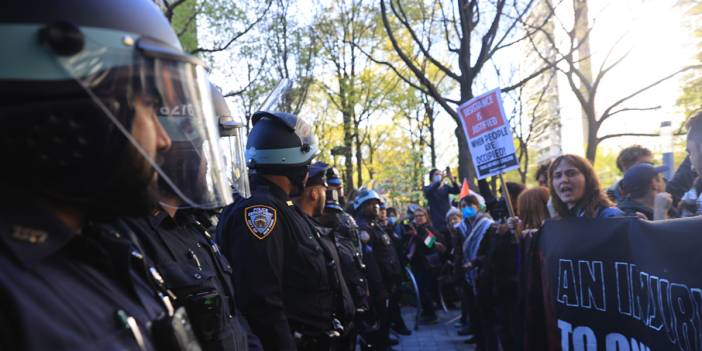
[524,0,702,162]
[316,0,396,191]
[378,0,549,184]
[677,0,702,119]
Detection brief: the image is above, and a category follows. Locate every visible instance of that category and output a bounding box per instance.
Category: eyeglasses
[414,214,426,218]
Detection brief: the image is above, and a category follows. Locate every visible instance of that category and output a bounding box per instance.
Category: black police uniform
[298,210,356,339]
[317,210,371,351]
[123,208,256,351]
[357,217,403,295]
[0,203,168,351]
[356,216,403,348]
[216,176,346,350]
[318,211,368,314]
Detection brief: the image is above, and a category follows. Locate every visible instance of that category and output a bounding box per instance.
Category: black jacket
[0,202,167,351]
[216,176,345,350]
[123,209,252,351]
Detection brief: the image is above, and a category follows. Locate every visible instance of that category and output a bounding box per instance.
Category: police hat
[306,161,328,187]
[326,167,342,187]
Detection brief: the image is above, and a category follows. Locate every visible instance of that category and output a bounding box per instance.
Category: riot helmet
[0,0,231,216]
[214,83,250,199]
[352,187,382,211]
[246,111,319,195]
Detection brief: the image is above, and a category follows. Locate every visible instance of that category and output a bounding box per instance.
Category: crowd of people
[2,1,702,351]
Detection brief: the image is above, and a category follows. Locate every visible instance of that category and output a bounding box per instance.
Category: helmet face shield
[219,116,250,199]
[57,35,232,209]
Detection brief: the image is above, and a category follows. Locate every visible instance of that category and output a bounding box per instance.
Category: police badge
[244,205,277,240]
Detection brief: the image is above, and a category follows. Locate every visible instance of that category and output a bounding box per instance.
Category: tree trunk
[343,110,354,193]
[424,100,437,168]
[585,127,599,164]
[574,0,593,148]
[455,126,478,189]
[354,125,363,187]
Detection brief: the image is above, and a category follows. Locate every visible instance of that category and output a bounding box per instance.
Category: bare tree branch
[390,0,461,82]
[597,132,659,142]
[190,0,272,54]
[600,65,702,125]
[380,0,457,120]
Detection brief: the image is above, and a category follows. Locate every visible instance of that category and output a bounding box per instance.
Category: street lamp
[660,121,674,181]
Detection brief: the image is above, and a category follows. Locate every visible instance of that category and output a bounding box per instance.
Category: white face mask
[432,175,442,183]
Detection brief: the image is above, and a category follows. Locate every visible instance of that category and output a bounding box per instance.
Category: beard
[88,143,160,221]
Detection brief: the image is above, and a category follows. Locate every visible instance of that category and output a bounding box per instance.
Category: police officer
[121,85,260,350]
[0,0,216,349]
[295,162,356,350]
[353,189,404,349]
[317,172,372,351]
[326,167,347,208]
[216,111,340,350]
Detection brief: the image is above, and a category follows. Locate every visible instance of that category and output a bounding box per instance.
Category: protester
[386,207,399,227]
[423,168,460,232]
[445,207,473,336]
[515,187,550,232]
[677,112,702,218]
[667,156,697,206]
[405,207,446,324]
[606,145,653,204]
[460,193,494,348]
[549,154,624,218]
[512,186,551,349]
[618,163,676,220]
[535,162,551,187]
[478,179,525,222]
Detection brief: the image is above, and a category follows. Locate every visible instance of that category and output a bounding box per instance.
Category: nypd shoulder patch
[244,205,278,240]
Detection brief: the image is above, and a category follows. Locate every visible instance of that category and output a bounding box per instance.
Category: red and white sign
[458,89,518,180]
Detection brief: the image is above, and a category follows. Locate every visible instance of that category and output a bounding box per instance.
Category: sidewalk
[393,307,476,351]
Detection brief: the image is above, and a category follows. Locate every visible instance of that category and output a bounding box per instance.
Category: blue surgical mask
[387,216,397,225]
[462,206,477,219]
[432,175,442,183]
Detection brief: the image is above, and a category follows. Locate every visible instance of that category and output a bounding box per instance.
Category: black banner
[529,217,702,351]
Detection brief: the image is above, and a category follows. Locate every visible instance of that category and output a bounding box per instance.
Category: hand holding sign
[457,89,518,180]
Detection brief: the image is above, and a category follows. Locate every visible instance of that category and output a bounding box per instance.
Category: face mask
[462,206,477,219]
[432,175,442,183]
[387,216,397,225]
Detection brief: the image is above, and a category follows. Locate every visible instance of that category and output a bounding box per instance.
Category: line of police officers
[0,0,411,350]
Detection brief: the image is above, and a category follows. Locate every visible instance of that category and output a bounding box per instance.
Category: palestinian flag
[423,231,437,248]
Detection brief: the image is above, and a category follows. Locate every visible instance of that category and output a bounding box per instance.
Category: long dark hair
[517,187,550,230]
[548,154,613,218]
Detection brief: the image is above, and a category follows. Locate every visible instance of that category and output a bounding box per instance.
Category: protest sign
[457,88,518,180]
[525,217,702,351]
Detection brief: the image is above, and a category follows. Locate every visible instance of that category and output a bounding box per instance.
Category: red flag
[459,178,471,200]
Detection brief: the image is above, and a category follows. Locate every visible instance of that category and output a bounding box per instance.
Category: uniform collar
[252,175,291,203]
[0,201,79,268]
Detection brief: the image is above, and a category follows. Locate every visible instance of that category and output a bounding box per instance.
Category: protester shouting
[549,154,624,218]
